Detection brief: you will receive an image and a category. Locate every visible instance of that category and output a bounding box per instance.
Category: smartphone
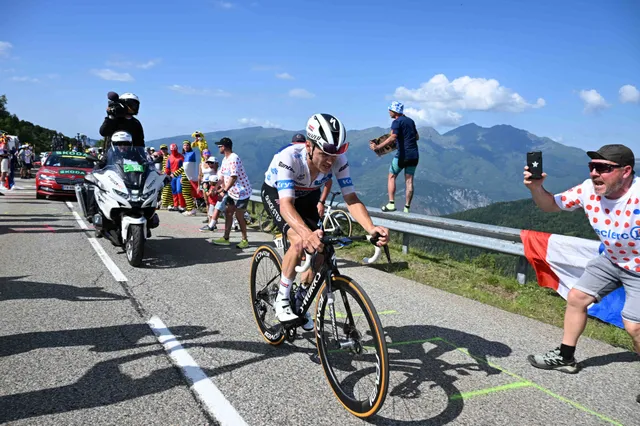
[527,151,543,179]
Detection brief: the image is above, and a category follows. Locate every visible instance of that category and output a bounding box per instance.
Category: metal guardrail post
[516,256,528,284]
[402,233,410,255]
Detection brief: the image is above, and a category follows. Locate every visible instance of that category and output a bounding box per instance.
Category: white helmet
[111,131,133,145]
[119,93,140,115]
[306,113,348,155]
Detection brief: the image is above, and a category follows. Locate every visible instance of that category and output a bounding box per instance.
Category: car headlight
[113,188,129,199]
[40,174,56,181]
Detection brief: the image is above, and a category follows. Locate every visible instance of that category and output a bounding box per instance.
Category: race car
[35,150,93,199]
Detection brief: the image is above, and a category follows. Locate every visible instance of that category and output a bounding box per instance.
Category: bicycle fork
[326,277,361,353]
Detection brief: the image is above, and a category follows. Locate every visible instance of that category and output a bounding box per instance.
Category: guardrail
[247,190,531,283]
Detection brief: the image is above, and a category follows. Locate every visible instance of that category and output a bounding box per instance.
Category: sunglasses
[317,142,349,156]
[588,162,624,174]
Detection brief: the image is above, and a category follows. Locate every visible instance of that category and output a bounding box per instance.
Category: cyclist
[261,113,389,328]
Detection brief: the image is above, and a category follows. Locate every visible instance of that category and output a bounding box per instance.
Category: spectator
[369,101,420,213]
[200,174,220,232]
[524,144,640,404]
[210,137,252,249]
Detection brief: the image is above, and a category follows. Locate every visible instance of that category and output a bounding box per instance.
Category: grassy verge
[340,241,634,352]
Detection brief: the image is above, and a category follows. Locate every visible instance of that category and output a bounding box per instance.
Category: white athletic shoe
[301,312,314,331]
[274,295,298,323]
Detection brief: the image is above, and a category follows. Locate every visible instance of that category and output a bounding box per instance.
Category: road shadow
[0,322,218,357]
[0,275,128,302]
[334,324,512,425]
[142,235,253,268]
[580,350,639,369]
[0,224,87,235]
[0,322,313,423]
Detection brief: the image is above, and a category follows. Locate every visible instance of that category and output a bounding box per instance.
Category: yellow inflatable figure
[191,131,208,161]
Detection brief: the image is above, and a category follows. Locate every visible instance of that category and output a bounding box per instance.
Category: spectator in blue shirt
[370,101,420,213]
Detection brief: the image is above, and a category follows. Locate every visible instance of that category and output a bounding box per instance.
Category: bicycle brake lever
[384,245,391,264]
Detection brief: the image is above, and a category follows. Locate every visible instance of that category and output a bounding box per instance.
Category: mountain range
[148,123,593,215]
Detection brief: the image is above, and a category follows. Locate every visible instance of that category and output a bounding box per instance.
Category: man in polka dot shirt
[210,137,252,249]
[524,144,640,402]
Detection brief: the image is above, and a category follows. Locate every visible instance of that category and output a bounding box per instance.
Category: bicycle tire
[315,275,389,418]
[323,209,353,237]
[249,245,285,345]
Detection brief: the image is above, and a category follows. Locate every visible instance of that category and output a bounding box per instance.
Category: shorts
[261,182,320,235]
[208,204,216,216]
[215,195,228,212]
[226,196,249,210]
[574,255,640,323]
[0,158,9,173]
[390,157,419,176]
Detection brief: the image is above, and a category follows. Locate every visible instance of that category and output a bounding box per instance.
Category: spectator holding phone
[523,144,640,403]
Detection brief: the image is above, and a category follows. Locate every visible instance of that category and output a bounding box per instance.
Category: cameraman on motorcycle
[100,92,145,148]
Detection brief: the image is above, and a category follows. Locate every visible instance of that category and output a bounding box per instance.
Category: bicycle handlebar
[294,234,383,273]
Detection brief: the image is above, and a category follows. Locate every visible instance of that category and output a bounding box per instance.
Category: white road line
[65,201,128,282]
[148,316,249,426]
[66,200,246,425]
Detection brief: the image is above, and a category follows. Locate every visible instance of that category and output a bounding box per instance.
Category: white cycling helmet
[119,93,140,115]
[111,131,133,145]
[306,113,348,156]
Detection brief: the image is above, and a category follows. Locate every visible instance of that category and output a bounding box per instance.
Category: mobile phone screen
[527,151,543,179]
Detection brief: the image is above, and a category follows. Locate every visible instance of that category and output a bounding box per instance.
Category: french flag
[520,230,626,329]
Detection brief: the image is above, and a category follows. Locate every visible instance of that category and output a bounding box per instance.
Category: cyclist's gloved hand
[369,226,390,246]
[303,229,324,254]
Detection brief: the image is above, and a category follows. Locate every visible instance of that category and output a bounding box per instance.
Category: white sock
[209,218,216,228]
[278,275,294,300]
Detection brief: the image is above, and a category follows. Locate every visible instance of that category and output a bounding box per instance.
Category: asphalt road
[1,180,638,425]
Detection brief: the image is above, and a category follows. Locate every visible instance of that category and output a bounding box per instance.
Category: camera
[107,100,127,118]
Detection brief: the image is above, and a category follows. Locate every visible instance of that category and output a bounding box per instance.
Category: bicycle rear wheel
[250,245,285,345]
[315,275,389,418]
[258,209,274,233]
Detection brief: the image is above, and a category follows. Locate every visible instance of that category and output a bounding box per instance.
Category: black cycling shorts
[261,182,320,235]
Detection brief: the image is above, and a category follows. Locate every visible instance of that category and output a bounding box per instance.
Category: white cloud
[167,84,231,97]
[619,84,640,104]
[238,118,280,128]
[288,88,315,99]
[106,58,161,69]
[0,41,12,57]
[91,68,134,82]
[0,68,15,73]
[215,1,233,8]
[46,73,60,79]
[551,136,564,143]
[392,74,545,127]
[11,76,39,83]
[579,89,610,113]
[275,72,294,80]
[404,107,462,127]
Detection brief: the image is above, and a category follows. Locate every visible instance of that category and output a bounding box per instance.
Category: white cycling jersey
[264,144,355,199]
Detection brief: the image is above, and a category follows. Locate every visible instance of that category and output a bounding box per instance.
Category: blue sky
[2,0,639,151]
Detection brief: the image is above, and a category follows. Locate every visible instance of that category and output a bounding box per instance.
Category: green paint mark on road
[334,309,397,319]
[450,381,532,400]
[385,336,623,426]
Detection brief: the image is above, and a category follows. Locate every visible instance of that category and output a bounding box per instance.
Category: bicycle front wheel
[315,275,389,418]
[249,245,285,345]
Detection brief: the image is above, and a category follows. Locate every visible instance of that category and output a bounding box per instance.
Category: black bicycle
[249,233,390,418]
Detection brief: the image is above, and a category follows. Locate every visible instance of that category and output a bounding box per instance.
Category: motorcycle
[76,145,165,266]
